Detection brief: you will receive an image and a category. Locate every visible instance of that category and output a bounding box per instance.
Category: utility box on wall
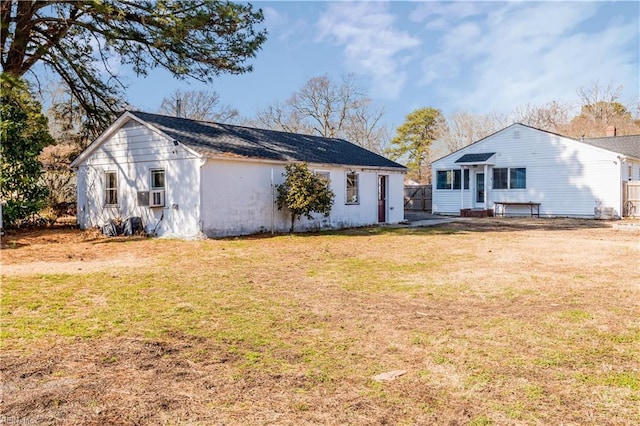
[594,206,614,219]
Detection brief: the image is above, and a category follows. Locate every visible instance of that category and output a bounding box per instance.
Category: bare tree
[159,89,239,123]
[511,101,571,134]
[254,100,311,134]
[567,81,639,137]
[253,74,390,154]
[342,98,390,154]
[441,111,505,154]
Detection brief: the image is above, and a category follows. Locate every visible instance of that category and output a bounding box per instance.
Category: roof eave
[201,153,406,171]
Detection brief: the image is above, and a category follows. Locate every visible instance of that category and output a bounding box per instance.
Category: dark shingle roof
[130,111,405,169]
[455,152,496,163]
[580,134,640,159]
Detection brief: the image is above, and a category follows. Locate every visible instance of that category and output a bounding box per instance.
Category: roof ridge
[129,110,349,144]
[126,111,406,169]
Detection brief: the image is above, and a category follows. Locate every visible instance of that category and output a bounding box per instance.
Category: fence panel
[623,181,640,217]
[404,185,432,211]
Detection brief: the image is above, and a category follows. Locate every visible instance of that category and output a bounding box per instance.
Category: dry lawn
[1,219,639,425]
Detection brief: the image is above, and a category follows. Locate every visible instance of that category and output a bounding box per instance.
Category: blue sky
[125,1,640,130]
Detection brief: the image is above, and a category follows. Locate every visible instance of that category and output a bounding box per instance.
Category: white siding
[77,118,405,238]
[77,121,202,238]
[432,125,623,217]
[200,160,405,237]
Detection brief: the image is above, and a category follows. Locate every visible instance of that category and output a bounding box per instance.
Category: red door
[378,175,387,222]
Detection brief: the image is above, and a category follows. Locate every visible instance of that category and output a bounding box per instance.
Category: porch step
[460,208,494,218]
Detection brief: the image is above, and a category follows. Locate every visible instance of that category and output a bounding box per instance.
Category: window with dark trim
[493,167,526,189]
[346,172,359,204]
[510,168,526,189]
[493,168,508,189]
[437,169,469,190]
[105,171,118,205]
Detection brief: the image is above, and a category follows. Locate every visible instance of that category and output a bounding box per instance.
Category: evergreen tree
[1,0,267,136]
[0,75,54,227]
[388,107,446,182]
[276,163,335,233]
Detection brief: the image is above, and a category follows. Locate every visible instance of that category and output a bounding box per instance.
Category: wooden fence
[622,181,640,217]
[404,185,432,211]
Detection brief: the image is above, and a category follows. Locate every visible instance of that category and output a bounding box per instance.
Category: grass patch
[2,220,639,425]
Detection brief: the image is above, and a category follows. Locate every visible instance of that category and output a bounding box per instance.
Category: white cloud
[316,1,421,99]
[416,1,639,114]
[262,6,310,43]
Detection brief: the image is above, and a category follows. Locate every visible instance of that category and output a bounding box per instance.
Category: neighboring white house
[70,111,406,238]
[431,123,640,218]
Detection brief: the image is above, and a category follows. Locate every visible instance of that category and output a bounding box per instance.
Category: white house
[431,123,640,218]
[70,111,406,238]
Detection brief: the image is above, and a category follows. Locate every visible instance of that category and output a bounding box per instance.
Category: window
[510,168,526,189]
[314,170,330,183]
[493,168,508,189]
[105,171,118,205]
[493,167,526,189]
[453,170,462,190]
[436,170,450,189]
[346,172,359,204]
[437,169,469,190]
[149,169,166,207]
[150,169,165,189]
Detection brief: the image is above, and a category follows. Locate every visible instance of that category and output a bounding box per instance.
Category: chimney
[176,99,182,118]
[606,125,616,137]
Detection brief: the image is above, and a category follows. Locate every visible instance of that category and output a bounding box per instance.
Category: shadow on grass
[281,217,616,239]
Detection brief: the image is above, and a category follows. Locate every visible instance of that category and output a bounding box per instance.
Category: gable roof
[432,123,640,165]
[580,134,640,159]
[111,111,405,169]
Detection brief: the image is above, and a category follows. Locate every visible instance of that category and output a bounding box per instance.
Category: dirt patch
[1,225,157,275]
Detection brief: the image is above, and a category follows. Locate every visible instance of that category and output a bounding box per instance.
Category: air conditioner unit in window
[149,190,165,207]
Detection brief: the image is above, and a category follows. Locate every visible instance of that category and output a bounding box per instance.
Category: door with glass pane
[378,175,387,222]
[475,172,485,207]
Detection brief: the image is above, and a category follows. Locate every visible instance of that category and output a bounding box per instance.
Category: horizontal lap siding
[85,121,197,166]
[78,120,202,237]
[432,125,621,217]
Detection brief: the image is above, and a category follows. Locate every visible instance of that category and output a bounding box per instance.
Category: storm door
[475,172,485,207]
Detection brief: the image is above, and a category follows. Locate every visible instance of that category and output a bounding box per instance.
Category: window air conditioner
[149,190,165,207]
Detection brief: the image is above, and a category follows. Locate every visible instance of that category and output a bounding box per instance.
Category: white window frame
[346,172,359,204]
[150,168,165,190]
[314,170,331,183]
[104,170,118,206]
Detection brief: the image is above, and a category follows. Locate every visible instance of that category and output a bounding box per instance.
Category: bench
[494,201,540,217]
